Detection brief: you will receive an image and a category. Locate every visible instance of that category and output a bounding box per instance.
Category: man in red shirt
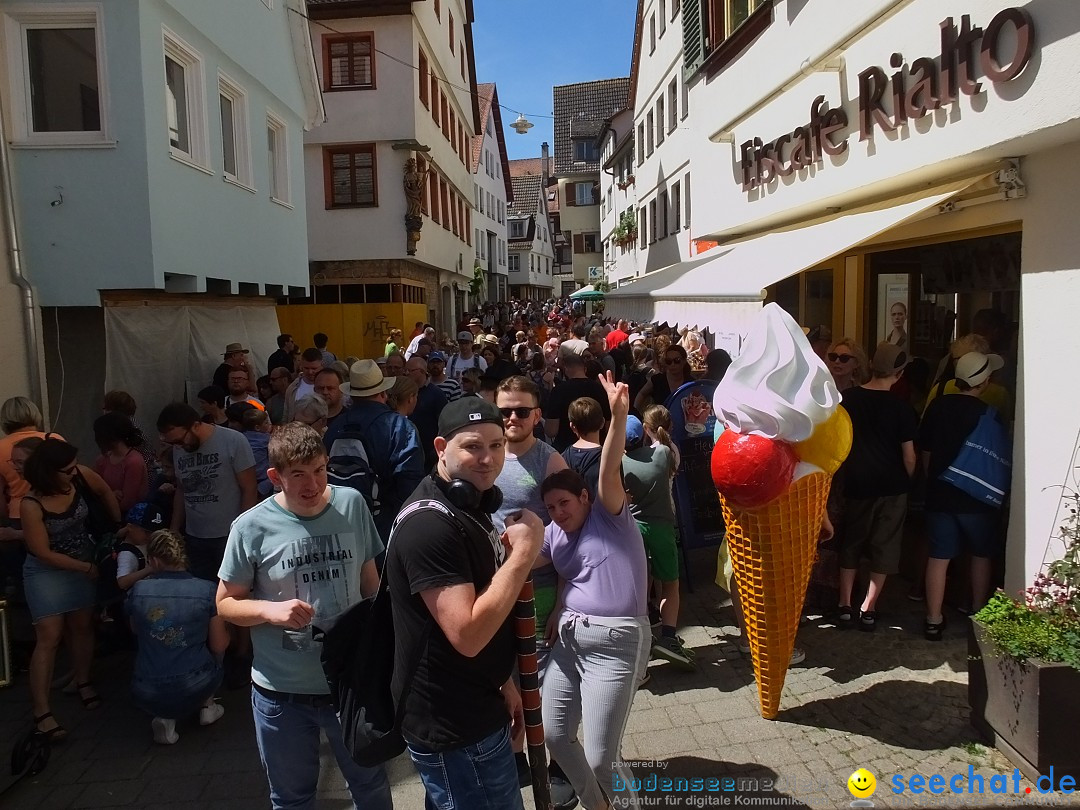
[605,319,630,352]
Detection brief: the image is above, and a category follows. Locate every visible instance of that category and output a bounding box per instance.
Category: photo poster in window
[877,273,910,350]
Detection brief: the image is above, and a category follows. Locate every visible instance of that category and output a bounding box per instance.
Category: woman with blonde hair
[384,328,403,358]
[387,375,418,416]
[0,397,52,531]
[127,530,228,744]
[827,338,869,392]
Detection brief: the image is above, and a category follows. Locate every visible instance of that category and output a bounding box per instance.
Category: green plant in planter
[613,208,637,246]
[974,492,1080,670]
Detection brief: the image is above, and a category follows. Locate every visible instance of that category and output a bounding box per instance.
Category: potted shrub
[969,492,1080,783]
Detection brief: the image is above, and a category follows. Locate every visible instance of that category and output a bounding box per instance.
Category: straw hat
[341,359,396,397]
[222,342,250,355]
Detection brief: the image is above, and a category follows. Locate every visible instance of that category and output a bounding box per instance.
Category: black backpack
[326,415,385,519]
[313,500,442,767]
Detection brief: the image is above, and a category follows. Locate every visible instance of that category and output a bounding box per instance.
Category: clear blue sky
[472,0,636,160]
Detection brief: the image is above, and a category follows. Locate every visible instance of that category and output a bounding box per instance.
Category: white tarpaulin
[104,305,280,441]
[606,179,984,336]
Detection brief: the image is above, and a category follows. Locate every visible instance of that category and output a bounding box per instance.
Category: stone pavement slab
[0,547,1064,808]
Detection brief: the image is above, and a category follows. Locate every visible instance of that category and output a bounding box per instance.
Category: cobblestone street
[0,546,1047,809]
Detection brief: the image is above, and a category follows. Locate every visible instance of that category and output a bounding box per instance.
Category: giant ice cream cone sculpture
[711,304,852,719]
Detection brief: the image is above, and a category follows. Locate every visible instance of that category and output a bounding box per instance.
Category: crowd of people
[0,297,1014,810]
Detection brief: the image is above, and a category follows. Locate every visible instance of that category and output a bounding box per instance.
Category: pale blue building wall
[9,0,313,306]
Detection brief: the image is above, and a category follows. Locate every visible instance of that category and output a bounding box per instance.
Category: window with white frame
[266,111,289,204]
[656,98,665,145]
[164,29,207,167]
[3,6,109,145]
[509,254,520,272]
[510,219,526,239]
[218,73,251,187]
[574,182,597,206]
[582,232,600,253]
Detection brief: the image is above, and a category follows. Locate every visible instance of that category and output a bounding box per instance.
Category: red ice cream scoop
[711,430,797,509]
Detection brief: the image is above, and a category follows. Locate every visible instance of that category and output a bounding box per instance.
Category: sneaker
[790,647,806,666]
[152,717,179,745]
[550,775,579,809]
[924,617,946,641]
[837,605,856,630]
[199,701,225,726]
[859,610,877,632]
[651,636,696,671]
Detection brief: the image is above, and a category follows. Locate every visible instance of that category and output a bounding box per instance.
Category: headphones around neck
[433,474,503,514]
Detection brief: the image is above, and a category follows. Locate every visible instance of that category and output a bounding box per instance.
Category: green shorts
[637,520,679,583]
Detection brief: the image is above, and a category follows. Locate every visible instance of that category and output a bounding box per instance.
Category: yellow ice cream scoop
[793,408,852,474]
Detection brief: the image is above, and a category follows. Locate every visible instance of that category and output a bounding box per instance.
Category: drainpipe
[0,109,45,412]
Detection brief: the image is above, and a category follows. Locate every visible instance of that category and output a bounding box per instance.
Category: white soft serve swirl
[713,302,841,442]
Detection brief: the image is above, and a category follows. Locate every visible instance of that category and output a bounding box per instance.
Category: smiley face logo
[848,768,877,799]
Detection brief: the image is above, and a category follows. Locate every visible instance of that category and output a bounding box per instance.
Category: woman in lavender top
[538,372,650,810]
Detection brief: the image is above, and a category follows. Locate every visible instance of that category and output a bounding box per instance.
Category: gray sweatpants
[541,613,651,809]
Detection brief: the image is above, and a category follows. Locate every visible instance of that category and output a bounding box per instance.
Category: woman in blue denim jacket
[127,530,229,744]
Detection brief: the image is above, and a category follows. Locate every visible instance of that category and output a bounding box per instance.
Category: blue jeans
[408,724,523,810]
[251,686,393,810]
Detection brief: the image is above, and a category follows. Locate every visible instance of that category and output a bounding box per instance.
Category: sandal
[76,682,101,710]
[859,610,877,632]
[837,606,856,630]
[924,617,946,641]
[34,712,68,742]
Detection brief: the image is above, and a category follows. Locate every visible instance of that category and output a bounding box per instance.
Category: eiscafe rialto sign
[739,8,1034,191]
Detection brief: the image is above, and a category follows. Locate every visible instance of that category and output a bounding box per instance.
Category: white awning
[607,178,984,335]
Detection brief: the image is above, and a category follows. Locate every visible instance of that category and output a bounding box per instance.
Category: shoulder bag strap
[384,500,468,721]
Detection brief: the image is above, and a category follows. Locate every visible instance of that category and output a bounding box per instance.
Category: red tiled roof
[470,83,513,197]
[470,83,495,174]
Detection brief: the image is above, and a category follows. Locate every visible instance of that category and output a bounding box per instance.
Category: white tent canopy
[606,178,982,338]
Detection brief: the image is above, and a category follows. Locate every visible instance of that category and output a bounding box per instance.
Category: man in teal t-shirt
[217,423,392,810]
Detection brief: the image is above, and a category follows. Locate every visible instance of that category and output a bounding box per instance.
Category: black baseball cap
[437,398,504,439]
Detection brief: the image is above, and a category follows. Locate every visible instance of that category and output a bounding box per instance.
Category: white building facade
[1,0,322,450]
[301,0,479,344]
[470,83,510,303]
[610,0,1080,598]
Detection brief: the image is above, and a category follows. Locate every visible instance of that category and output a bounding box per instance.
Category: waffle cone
[720,472,832,719]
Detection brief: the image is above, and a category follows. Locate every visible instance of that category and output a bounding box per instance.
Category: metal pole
[514,575,552,810]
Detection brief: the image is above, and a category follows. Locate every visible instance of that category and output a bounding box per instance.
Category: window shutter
[565,182,576,207]
[683,0,706,79]
[573,233,585,253]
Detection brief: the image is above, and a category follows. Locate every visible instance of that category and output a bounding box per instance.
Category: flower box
[969,619,1080,783]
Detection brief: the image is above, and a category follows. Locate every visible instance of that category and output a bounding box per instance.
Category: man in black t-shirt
[543,352,611,452]
[837,343,917,633]
[918,350,1007,641]
[385,398,543,810]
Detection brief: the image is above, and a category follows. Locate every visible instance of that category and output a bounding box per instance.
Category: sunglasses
[499,406,536,419]
[828,353,855,363]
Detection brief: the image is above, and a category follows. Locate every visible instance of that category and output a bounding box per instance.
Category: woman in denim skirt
[128,530,228,744]
[21,437,119,740]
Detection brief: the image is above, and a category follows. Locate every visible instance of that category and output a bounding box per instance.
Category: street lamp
[510,114,534,135]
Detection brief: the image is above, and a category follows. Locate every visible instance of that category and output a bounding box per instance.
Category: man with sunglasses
[156,403,257,583]
[491,376,577,809]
